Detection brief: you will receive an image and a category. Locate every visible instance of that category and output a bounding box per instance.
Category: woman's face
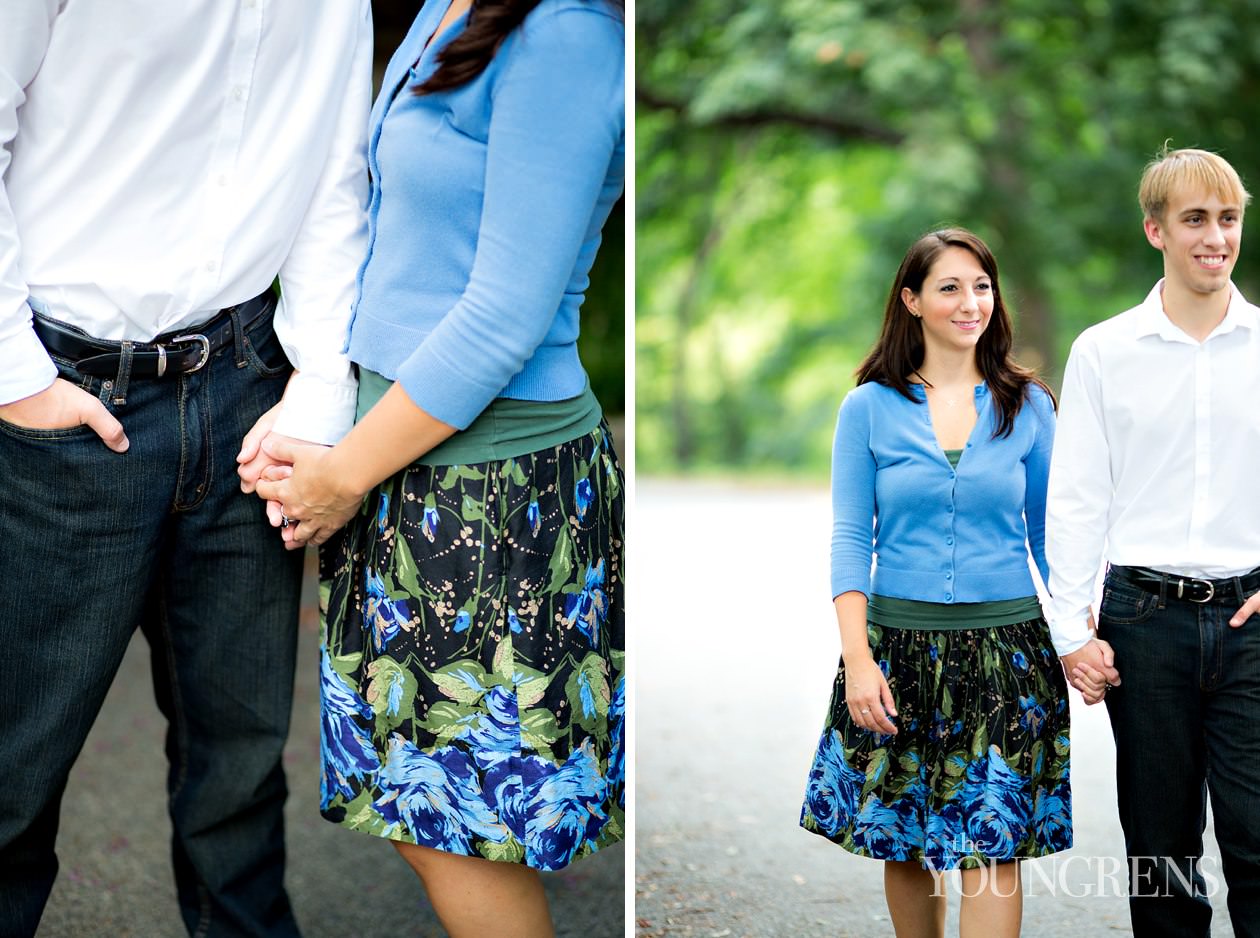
[901,246,994,358]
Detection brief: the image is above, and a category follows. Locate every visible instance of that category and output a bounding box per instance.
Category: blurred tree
[638,0,1260,472]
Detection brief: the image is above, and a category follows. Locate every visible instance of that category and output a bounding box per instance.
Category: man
[0,3,371,936]
[1046,147,1260,937]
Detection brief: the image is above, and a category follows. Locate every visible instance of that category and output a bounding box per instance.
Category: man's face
[1144,189,1243,298]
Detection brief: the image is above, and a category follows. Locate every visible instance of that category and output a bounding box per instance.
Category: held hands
[1061,637,1120,706]
[0,378,128,452]
[237,401,293,524]
[253,436,362,549]
[844,653,899,736]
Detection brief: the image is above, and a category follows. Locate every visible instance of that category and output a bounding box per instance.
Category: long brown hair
[855,228,1054,438]
[414,0,624,96]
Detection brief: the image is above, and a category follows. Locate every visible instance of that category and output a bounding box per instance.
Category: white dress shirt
[0,0,372,444]
[1044,280,1260,654]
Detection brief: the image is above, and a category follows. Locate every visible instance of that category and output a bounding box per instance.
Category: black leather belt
[32,292,274,379]
[1110,564,1260,605]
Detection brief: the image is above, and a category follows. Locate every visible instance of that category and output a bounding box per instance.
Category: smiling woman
[799,228,1071,938]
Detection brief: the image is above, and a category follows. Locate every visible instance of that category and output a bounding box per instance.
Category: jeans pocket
[1099,581,1159,626]
[242,311,292,378]
[0,416,97,442]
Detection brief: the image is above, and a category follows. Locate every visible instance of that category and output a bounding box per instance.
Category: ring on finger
[860,706,871,714]
[281,512,292,528]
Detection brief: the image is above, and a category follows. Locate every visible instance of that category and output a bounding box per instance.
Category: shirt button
[945,593,953,602]
[945,572,953,580]
[206,260,217,271]
[949,471,956,479]
[946,537,953,546]
[947,505,954,513]
[233,86,245,100]
[217,174,228,186]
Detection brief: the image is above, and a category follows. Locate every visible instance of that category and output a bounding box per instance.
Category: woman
[253,1,624,935]
[800,229,1070,937]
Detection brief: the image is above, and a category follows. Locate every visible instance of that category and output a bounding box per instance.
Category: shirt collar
[1135,279,1259,342]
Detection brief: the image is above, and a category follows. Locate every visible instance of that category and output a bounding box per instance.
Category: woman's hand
[254,436,365,549]
[844,654,899,735]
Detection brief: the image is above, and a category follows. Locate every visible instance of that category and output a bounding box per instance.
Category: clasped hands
[237,402,361,549]
[1060,637,1119,705]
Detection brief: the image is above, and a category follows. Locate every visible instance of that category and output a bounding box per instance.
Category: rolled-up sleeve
[394,7,624,429]
[830,392,877,599]
[1023,385,1056,588]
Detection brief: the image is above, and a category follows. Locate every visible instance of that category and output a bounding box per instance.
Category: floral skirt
[800,619,1071,870]
[318,424,624,871]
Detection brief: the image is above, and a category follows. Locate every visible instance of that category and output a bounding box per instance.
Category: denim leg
[1202,603,1260,938]
[139,344,303,938]
[1100,576,1212,938]
[0,379,177,938]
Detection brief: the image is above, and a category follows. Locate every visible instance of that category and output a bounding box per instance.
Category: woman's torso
[345,0,626,427]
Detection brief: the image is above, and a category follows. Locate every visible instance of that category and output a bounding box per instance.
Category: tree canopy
[637,0,1260,473]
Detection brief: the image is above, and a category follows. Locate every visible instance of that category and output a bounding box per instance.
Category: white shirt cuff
[1049,617,1094,657]
[271,371,357,445]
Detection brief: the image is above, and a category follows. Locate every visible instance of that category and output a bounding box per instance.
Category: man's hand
[254,436,362,550]
[0,378,128,452]
[1230,591,1260,628]
[237,402,314,528]
[1061,637,1120,705]
[237,401,283,493]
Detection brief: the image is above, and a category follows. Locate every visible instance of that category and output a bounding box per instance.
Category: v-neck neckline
[911,382,984,465]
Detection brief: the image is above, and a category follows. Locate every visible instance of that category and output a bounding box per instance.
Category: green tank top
[356,368,602,466]
[866,594,1044,630]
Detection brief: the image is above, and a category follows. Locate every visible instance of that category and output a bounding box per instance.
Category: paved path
[37,551,623,937]
[635,480,1229,938]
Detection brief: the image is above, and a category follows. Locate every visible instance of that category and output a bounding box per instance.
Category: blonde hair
[1139,145,1251,223]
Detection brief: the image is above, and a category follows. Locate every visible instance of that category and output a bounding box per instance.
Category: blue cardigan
[830,381,1055,603]
[345,0,625,429]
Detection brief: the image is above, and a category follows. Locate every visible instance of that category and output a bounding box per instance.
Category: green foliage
[638,0,1260,474]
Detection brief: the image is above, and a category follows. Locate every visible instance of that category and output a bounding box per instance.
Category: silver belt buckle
[169,334,211,373]
[1178,577,1215,603]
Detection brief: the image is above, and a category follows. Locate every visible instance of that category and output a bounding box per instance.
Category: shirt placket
[1188,341,1212,555]
[186,2,264,319]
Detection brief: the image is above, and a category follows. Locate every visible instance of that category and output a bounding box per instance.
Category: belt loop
[1156,574,1167,610]
[229,307,247,368]
[1233,576,1247,607]
[110,341,134,405]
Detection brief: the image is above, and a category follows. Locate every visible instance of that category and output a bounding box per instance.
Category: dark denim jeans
[0,304,304,938]
[1100,569,1260,938]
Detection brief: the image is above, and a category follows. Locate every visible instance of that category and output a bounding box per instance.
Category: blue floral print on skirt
[319,424,624,871]
[800,619,1071,870]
